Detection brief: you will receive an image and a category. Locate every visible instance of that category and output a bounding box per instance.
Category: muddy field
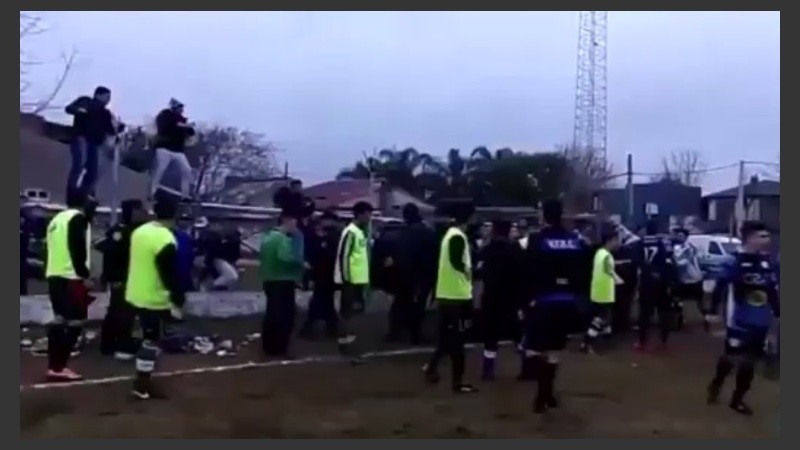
[20,323,779,439]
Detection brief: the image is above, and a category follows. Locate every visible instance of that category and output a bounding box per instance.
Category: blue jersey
[637,234,676,284]
[173,229,195,292]
[526,227,591,303]
[713,252,779,329]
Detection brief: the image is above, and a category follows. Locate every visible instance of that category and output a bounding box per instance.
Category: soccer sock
[482,350,497,380]
[731,361,755,405]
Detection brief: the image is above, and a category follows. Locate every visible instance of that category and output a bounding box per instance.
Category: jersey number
[645,246,659,264]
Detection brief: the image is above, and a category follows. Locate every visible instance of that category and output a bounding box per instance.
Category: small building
[702,176,780,234]
[593,180,702,232]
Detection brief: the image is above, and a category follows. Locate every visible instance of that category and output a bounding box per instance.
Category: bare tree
[20,12,76,114]
[190,125,281,201]
[652,148,707,186]
[557,144,614,211]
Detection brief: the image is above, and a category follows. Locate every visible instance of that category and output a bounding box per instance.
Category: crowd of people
[36,177,780,415]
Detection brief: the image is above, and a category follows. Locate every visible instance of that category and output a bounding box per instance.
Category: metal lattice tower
[573,11,608,165]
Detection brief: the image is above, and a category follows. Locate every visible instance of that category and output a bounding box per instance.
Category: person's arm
[768,261,780,318]
[66,214,90,280]
[603,253,616,277]
[65,96,90,116]
[337,229,355,282]
[710,258,735,316]
[448,234,467,275]
[524,232,542,305]
[155,243,185,307]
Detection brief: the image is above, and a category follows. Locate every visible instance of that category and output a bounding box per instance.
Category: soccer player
[44,190,97,381]
[422,201,478,394]
[672,227,708,331]
[581,225,622,354]
[333,201,374,363]
[634,220,677,352]
[521,199,592,413]
[126,196,185,399]
[707,221,779,416]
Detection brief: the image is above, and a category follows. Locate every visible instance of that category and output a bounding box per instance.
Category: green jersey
[260,229,304,282]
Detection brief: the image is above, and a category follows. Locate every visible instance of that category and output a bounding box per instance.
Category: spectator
[300,213,341,338]
[64,86,122,197]
[209,225,241,291]
[150,98,196,199]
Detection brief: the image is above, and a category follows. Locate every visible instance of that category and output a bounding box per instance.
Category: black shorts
[674,282,704,302]
[725,326,768,358]
[47,277,90,322]
[525,301,577,352]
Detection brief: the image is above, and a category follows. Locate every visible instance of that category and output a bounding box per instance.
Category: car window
[708,241,723,255]
[720,242,740,254]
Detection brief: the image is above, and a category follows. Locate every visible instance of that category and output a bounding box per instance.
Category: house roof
[215,176,293,206]
[303,179,373,209]
[20,115,149,205]
[704,179,780,199]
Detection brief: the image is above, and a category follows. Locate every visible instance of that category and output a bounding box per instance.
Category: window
[708,241,723,255]
[708,200,717,221]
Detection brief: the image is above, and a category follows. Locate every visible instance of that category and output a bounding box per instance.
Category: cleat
[46,368,83,382]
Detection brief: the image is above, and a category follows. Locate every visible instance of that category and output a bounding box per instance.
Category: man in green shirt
[260,210,305,357]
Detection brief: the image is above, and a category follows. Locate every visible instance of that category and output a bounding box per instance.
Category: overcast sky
[23,11,779,192]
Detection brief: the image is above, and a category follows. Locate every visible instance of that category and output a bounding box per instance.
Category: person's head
[480,221,493,238]
[94,86,111,105]
[289,179,303,193]
[509,224,521,240]
[402,203,421,224]
[542,199,563,227]
[600,225,621,251]
[320,209,339,230]
[492,220,512,239]
[635,224,646,238]
[644,219,660,236]
[278,210,298,233]
[740,221,770,252]
[450,201,475,228]
[673,227,689,244]
[176,213,194,231]
[169,98,185,115]
[352,201,373,227]
[120,199,145,226]
[153,197,179,225]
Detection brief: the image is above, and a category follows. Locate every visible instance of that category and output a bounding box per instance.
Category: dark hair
[153,198,179,220]
[402,203,421,223]
[353,201,373,217]
[645,219,660,235]
[94,86,111,97]
[290,179,302,187]
[542,199,563,225]
[65,188,87,208]
[740,221,768,241]
[492,219,512,237]
[120,199,144,224]
[673,227,689,237]
[600,224,619,245]
[451,201,475,225]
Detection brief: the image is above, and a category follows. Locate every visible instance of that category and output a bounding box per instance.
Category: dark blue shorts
[725,325,768,357]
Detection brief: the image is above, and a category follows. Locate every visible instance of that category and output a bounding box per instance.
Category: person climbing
[150,98,196,200]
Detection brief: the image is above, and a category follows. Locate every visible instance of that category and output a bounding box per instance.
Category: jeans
[150,148,193,197]
[68,137,99,196]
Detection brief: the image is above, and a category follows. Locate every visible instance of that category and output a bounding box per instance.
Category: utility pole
[110,136,122,225]
[734,160,746,237]
[625,152,634,224]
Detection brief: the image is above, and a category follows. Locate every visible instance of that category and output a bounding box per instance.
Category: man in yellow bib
[333,201,373,363]
[44,189,97,382]
[126,197,185,400]
[422,200,478,394]
[581,226,622,354]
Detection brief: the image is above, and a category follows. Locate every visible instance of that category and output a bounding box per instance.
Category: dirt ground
[20,324,779,439]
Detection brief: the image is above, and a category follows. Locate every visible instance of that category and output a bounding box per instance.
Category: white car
[686,234,741,293]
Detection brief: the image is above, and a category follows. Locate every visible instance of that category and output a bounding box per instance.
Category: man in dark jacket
[300,213,341,338]
[480,219,526,380]
[150,98,195,199]
[64,86,122,197]
[20,209,31,296]
[386,203,437,345]
[99,199,147,359]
